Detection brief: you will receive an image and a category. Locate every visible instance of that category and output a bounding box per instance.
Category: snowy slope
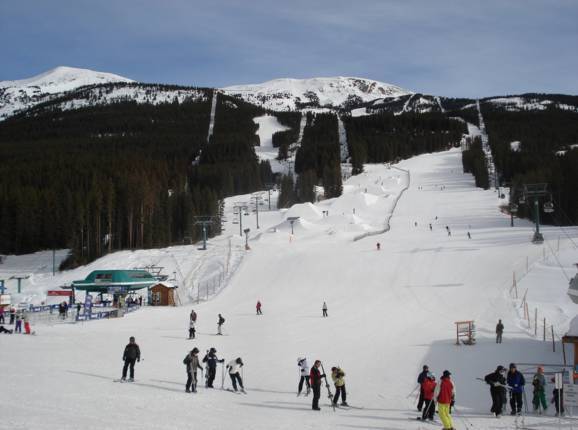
[222,77,411,111]
[2,149,578,430]
[0,66,133,120]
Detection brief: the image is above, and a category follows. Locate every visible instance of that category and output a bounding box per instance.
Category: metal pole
[202,224,207,250]
[534,199,540,236]
[551,326,555,352]
[543,318,546,341]
[239,209,243,237]
[534,308,538,337]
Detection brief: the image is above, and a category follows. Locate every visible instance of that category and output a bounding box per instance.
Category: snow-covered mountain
[0,66,133,120]
[222,76,411,111]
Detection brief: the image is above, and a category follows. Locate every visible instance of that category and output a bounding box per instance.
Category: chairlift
[544,201,554,213]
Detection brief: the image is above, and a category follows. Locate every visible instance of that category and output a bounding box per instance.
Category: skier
[310,360,326,411]
[551,376,564,416]
[188,319,196,339]
[202,347,224,388]
[420,373,436,421]
[484,365,507,417]
[183,347,203,392]
[256,300,262,315]
[532,366,547,413]
[121,336,141,381]
[322,302,328,317]
[507,363,525,415]
[9,307,15,324]
[331,366,348,407]
[297,357,311,396]
[0,306,4,324]
[417,365,430,411]
[14,312,22,333]
[76,302,81,316]
[23,312,31,334]
[437,370,455,430]
[217,313,225,335]
[190,309,197,322]
[376,242,381,251]
[496,319,504,343]
[446,226,451,236]
[429,223,432,231]
[226,357,245,392]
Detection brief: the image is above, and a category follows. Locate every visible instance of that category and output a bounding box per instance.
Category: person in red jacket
[310,360,326,411]
[437,370,455,430]
[420,373,437,421]
[256,300,262,315]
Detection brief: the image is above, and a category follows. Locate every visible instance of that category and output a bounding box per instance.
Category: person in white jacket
[227,357,245,392]
[297,357,311,396]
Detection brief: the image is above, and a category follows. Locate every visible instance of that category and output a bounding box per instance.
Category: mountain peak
[222,76,411,111]
[0,66,133,93]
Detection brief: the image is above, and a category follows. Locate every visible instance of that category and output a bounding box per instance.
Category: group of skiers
[484,363,565,417]
[297,357,348,410]
[416,365,456,429]
[187,309,226,338]
[0,308,32,334]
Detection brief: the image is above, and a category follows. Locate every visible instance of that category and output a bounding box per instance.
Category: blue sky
[1,0,577,97]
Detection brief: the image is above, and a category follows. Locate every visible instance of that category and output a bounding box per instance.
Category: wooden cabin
[150,283,177,306]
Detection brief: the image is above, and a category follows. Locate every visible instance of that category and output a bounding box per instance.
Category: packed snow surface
[2,149,578,430]
[223,76,411,111]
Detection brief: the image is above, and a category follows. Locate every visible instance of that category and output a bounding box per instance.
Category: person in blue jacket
[506,363,525,415]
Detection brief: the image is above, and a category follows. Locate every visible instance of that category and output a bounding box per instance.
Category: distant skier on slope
[203,347,224,388]
[226,357,245,392]
[121,336,141,381]
[496,319,504,343]
[190,309,197,322]
[331,366,348,407]
[183,347,203,392]
[436,370,455,430]
[507,363,525,415]
[310,360,326,411]
[322,302,328,317]
[417,365,430,411]
[188,319,196,339]
[217,314,225,335]
[419,373,436,421]
[297,357,311,396]
[484,365,507,417]
[256,300,262,315]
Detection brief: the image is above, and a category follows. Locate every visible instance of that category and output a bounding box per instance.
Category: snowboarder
[322,302,328,317]
[551,377,564,416]
[217,314,225,335]
[256,300,262,315]
[0,325,13,334]
[188,319,196,339]
[310,360,326,411]
[507,363,525,415]
[496,319,504,343]
[437,370,455,430]
[484,365,507,417]
[297,357,311,396]
[532,366,547,413]
[202,347,224,388]
[331,366,348,406]
[226,357,245,392]
[183,347,203,392]
[417,365,430,411]
[420,373,436,421]
[121,336,141,381]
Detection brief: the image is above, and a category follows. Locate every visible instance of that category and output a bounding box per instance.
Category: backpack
[183,354,191,365]
[220,317,225,324]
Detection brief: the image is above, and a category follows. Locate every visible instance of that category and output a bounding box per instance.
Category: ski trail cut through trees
[337,115,349,162]
[207,90,218,143]
[475,100,496,188]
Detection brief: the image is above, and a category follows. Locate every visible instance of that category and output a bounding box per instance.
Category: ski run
[1,148,578,430]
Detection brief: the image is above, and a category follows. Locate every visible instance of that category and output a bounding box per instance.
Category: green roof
[72,270,156,292]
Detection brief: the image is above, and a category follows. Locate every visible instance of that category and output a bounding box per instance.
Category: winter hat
[129,336,135,342]
[423,365,429,370]
[442,370,451,378]
[192,347,199,354]
[210,347,216,353]
[331,367,337,371]
[509,363,516,369]
[496,365,505,372]
[236,357,243,365]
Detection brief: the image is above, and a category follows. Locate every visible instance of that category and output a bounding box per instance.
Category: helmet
[210,347,216,353]
[192,347,199,354]
[236,357,243,365]
[509,363,516,369]
[442,370,451,378]
[129,336,135,342]
[297,357,304,363]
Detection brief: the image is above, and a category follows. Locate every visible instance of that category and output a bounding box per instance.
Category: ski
[225,388,246,395]
[320,363,335,412]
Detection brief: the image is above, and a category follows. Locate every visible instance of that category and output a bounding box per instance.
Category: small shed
[150,283,177,306]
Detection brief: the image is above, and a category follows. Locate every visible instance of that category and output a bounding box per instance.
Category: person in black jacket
[485,365,507,417]
[217,314,225,335]
[202,347,224,388]
[309,360,326,411]
[122,336,141,381]
[417,365,429,411]
[496,320,504,343]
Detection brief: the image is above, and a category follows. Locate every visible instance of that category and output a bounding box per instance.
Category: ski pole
[406,384,420,399]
